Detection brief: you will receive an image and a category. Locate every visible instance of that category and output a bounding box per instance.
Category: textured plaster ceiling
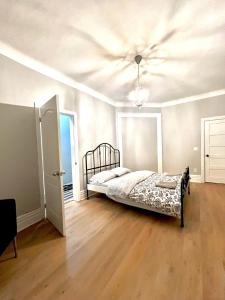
[0,0,224,103]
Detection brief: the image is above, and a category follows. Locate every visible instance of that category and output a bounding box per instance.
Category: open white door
[40,95,66,236]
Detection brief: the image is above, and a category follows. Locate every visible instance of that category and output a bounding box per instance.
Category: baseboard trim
[80,189,98,200]
[190,174,202,183]
[80,190,87,200]
[17,207,45,232]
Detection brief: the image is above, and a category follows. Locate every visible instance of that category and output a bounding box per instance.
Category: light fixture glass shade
[128,86,148,108]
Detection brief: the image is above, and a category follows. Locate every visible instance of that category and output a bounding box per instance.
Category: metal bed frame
[84,143,190,227]
[85,143,120,199]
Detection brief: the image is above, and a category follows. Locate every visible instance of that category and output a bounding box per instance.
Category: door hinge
[39,117,42,122]
[44,203,46,208]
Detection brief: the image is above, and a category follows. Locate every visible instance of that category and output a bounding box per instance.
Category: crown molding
[160,89,225,108]
[0,41,224,109]
[115,89,225,108]
[0,41,115,106]
[115,101,161,108]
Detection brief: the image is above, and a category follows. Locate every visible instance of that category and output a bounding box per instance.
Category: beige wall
[0,54,225,218]
[0,103,40,216]
[162,96,225,174]
[121,117,158,172]
[70,93,116,188]
[0,55,116,216]
[116,98,225,175]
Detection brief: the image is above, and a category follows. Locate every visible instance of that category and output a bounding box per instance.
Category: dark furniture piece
[84,143,190,227]
[180,167,191,227]
[85,143,120,199]
[0,199,17,258]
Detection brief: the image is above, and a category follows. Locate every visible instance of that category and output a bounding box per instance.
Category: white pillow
[111,167,131,177]
[89,170,116,184]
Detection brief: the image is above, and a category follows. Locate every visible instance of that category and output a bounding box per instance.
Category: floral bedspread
[129,173,182,218]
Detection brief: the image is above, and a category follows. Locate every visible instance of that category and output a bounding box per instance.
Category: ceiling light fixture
[128,55,148,109]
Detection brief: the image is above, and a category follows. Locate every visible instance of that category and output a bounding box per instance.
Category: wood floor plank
[0,183,224,300]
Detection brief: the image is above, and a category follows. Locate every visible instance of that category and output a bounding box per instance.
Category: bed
[84,143,190,227]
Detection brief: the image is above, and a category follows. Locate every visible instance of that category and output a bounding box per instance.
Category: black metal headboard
[84,143,120,187]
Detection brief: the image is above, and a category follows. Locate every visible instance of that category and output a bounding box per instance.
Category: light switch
[193,146,198,151]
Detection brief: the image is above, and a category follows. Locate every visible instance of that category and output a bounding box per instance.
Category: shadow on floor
[16,219,63,250]
[91,193,185,229]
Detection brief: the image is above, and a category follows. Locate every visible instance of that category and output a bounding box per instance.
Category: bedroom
[0,0,225,299]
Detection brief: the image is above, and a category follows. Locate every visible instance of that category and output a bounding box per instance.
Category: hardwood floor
[0,183,225,300]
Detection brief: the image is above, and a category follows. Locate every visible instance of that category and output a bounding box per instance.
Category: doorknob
[206,154,209,157]
[52,171,66,176]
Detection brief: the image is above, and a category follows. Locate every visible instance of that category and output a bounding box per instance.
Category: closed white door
[40,95,66,235]
[205,118,225,184]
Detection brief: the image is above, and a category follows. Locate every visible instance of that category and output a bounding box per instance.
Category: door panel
[40,95,65,235]
[210,158,225,167]
[205,118,225,184]
[210,135,225,146]
[209,146,225,156]
[209,169,225,178]
[210,122,225,135]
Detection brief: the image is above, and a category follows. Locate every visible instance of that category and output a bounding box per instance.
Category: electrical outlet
[193,168,197,173]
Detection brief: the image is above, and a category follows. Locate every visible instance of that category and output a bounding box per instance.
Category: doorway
[201,115,225,184]
[60,112,79,202]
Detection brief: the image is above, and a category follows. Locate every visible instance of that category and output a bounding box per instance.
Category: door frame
[60,109,80,202]
[116,112,163,173]
[35,104,46,218]
[200,115,225,183]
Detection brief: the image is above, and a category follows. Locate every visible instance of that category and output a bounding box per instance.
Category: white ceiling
[0,0,224,104]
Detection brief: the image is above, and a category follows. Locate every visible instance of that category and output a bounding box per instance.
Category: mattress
[89,171,182,218]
